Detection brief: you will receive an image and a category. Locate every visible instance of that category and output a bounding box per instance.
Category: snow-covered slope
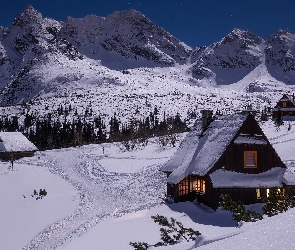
[0,5,295,123]
[0,5,83,105]
[1,120,295,250]
[190,28,263,85]
[265,30,295,84]
[60,9,191,69]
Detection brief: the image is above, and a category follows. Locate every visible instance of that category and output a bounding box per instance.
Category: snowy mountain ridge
[0,5,295,122]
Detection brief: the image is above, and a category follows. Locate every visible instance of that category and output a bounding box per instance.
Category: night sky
[1,0,295,48]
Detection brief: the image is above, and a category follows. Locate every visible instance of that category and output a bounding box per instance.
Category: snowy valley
[1,120,295,250]
[1,5,295,250]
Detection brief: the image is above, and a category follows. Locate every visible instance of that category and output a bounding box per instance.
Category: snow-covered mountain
[265,30,295,84]
[190,28,263,85]
[0,5,295,119]
[60,9,191,69]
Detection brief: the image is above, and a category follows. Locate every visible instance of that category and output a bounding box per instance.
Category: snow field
[0,162,79,250]
[3,138,181,250]
[1,121,295,250]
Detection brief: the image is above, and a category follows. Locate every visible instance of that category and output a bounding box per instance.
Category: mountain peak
[276,29,289,35]
[220,28,263,45]
[115,9,145,16]
[24,4,36,12]
[229,28,261,39]
[11,5,43,28]
[273,29,295,39]
[124,9,146,17]
[106,9,148,24]
[231,28,246,35]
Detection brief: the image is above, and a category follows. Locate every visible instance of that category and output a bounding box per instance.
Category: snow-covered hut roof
[161,130,200,173]
[166,113,248,184]
[210,168,285,188]
[0,132,38,152]
[281,94,295,104]
[274,94,295,106]
[282,164,295,185]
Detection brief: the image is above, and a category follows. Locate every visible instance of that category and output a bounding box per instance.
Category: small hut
[0,132,38,161]
[161,112,286,209]
[272,94,295,119]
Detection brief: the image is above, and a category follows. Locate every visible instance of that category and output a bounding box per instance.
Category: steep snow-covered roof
[160,130,200,173]
[166,113,248,184]
[282,165,295,185]
[210,168,285,188]
[0,132,37,152]
[279,94,295,104]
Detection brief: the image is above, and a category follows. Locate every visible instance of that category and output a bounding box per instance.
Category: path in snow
[21,145,167,250]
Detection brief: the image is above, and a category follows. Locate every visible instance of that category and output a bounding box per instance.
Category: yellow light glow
[256,189,261,199]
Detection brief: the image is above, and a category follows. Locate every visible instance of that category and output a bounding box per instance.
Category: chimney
[201,110,213,130]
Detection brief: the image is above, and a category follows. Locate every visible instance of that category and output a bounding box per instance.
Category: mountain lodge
[0,132,38,161]
[161,111,287,209]
[272,94,295,120]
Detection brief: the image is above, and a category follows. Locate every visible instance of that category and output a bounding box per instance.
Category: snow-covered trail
[21,145,167,250]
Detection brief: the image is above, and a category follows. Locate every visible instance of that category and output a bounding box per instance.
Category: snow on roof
[167,113,248,184]
[160,130,200,173]
[0,132,38,152]
[234,134,267,145]
[282,165,295,186]
[280,98,291,101]
[279,94,295,104]
[272,107,295,111]
[210,168,285,188]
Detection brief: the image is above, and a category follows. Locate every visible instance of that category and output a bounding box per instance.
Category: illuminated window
[266,188,285,198]
[196,179,205,193]
[256,189,261,199]
[190,179,196,191]
[244,151,257,168]
[180,177,205,195]
[277,188,285,194]
[178,178,189,196]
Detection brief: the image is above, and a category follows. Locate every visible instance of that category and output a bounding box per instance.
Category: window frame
[196,179,205,193]
[244,151,258,168]
[178,178,189,196]
[256,188,261,199]
[180,177,206,195]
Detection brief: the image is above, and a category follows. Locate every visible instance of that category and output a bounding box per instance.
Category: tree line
[0,107,188,150]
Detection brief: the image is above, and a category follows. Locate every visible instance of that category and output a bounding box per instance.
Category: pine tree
[263,189,289,217]
[220,194,262,225]
[275,108,283,128]
[130,215,201,249]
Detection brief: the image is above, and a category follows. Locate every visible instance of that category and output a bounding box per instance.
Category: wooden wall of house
[217,188,260,205]
[273,110,295,119]
[0,151,36,161]
[273,95,295,119]
[195,175,218,209]
[220,142,284,174]
[209,114,285,174]
[164,173,283,210]
[202,186,272,210]
[275,94,295,108]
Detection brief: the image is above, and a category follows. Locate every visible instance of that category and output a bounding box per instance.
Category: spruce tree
[220,194,262,225]
[263,189,289,217]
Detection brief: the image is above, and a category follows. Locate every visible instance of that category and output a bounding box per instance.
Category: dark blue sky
[1,0,295,48]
